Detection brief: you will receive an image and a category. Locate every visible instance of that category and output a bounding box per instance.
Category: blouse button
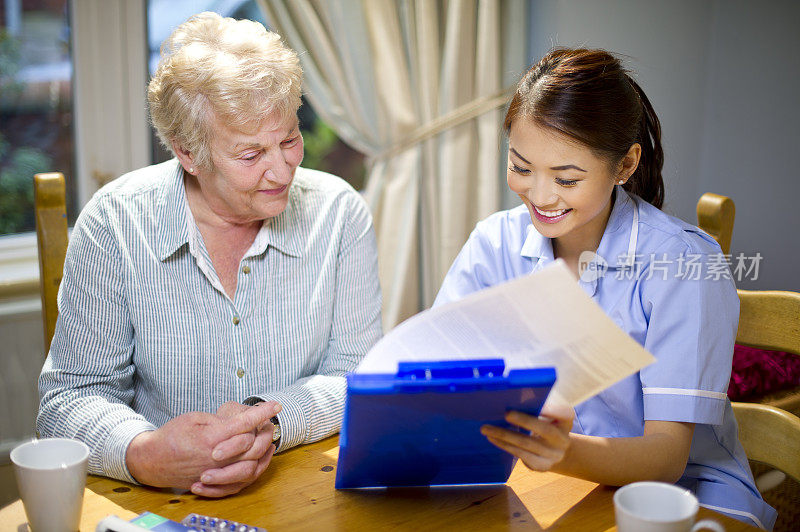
[232,316,240,325]
[236,368,245,378]
[242,265,251,274]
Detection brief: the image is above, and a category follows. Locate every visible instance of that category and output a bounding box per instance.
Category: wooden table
[1,436,756,531]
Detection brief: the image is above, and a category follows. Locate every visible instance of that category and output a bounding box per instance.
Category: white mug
[10,438,90,532]
[614,481,725,532]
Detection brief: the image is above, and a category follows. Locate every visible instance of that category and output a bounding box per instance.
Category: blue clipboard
[335,359,556,489]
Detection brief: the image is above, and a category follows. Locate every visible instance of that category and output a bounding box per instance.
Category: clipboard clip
[395,359,506,392]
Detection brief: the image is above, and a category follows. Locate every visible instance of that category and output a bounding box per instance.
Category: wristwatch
[270,416,281,448]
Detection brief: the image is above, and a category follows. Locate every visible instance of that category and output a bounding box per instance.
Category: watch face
[271,416,281,442]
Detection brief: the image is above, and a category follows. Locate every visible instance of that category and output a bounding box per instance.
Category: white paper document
[357,260,655,406]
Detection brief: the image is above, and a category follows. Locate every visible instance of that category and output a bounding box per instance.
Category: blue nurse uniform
[434,187,777,530]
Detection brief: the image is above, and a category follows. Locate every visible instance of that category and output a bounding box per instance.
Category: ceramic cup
[10,438,90,532]
[614,481,725,532]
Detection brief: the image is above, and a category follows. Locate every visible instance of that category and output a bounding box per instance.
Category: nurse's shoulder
[633,195,723,258]
[630,194,738,318]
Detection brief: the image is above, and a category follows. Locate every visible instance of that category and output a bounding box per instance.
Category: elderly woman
[37,12,381,497]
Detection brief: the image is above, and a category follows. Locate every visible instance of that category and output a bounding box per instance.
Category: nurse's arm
[553,420,695,485]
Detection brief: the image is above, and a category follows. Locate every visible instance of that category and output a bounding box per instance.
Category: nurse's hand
[480,402,574,472]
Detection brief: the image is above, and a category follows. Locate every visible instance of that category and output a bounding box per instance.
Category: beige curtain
[258,0,528,329]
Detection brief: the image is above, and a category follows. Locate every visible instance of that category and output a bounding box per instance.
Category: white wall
[517,0,800,290]
[0,303,42,458]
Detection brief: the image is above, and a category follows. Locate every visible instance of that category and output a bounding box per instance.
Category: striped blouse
[37,159,382,483]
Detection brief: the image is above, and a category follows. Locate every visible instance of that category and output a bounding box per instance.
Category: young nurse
[434,49,776,530]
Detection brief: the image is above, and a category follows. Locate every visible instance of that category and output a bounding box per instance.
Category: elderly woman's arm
[243,191,383,450]
[37,198,157,483]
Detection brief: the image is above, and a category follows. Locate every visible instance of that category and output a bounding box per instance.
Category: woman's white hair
[148,12,302,170]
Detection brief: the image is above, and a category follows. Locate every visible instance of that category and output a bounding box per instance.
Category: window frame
[0,0,151,300]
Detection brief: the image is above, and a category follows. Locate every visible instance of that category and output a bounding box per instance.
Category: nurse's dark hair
[504,48,665,209]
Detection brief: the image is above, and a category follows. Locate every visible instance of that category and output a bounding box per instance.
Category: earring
[189,167,195,174]
[618,180,624,184]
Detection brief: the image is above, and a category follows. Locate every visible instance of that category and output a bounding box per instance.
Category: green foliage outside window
[300,116,366,190]
[301,119,338,171]
[0,29,53,235]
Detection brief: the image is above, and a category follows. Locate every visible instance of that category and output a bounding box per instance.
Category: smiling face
[507,118,628,255]
[179,110,304,225]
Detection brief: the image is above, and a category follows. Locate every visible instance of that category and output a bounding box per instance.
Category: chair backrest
[696,192,735,255]
[34,172,69,353]
[736,289,800,354]
[732,401,800,483]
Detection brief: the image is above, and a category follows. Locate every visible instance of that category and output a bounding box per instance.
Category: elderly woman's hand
[187,401,282,497]
[125,402,275,494]
[480,402,574,472]
[212,401,279,460]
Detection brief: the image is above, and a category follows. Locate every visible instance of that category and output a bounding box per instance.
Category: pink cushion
[728,344,800,400]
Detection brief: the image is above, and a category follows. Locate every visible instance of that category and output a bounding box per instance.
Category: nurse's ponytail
[626,76,665,210]
[504,48,665,209]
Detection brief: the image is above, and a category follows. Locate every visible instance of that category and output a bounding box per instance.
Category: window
[1,0,149,291]
[0,0,75,236]
[0,0,365,291]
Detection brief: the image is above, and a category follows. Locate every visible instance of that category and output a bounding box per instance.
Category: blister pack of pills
[180,513,267,532]
[96,512,267,532]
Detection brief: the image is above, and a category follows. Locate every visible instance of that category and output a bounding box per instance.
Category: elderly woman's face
[197,111,304,223]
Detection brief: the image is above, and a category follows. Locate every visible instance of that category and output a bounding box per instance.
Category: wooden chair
[731,292,800,517]
[34,172,69,353]
[696,192,735,254]
[696,193,800,527]
[733,402,800,484]
[696,192,800,413]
